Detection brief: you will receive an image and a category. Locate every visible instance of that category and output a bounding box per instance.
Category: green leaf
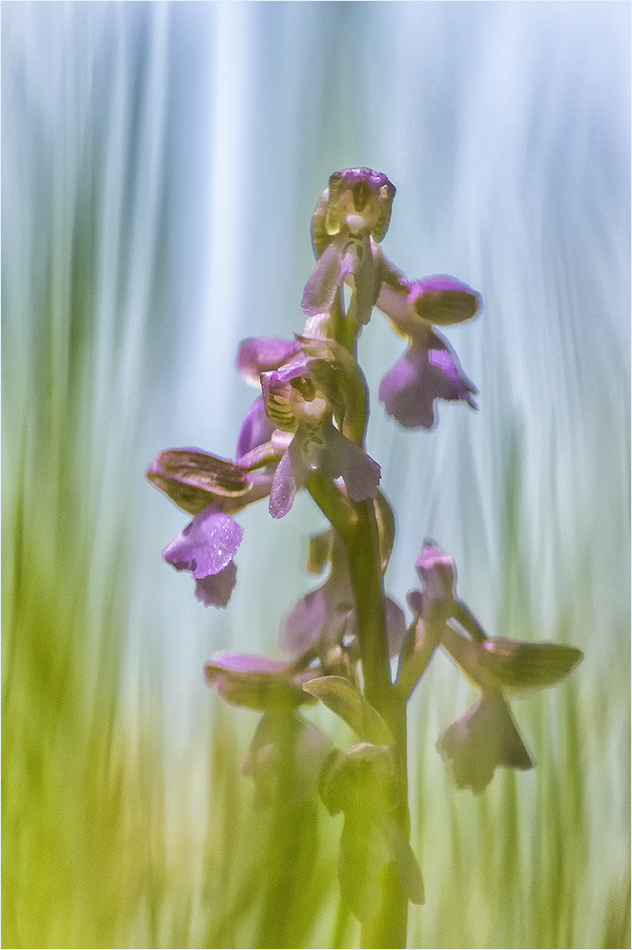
[301,675,393,744]
[320,742,397,817]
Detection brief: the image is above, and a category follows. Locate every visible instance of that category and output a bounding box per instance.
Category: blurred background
[2,2,629,947]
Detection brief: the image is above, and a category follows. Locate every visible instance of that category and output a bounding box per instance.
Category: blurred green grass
[3,3,629,948]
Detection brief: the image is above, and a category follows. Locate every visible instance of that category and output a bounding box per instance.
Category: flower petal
[320,424,381,502]
[237,337,302,385]
[162,505,244,578]
[437,693,533,793]
[282,578,356,655]
[194,562,237,608]
[385,596,408,658]
[347,237,380,325]
[269,436,305,519]
[207,650,298,675]
[235,397,276,463]
[301,238,354,316]
[282,586,331,654]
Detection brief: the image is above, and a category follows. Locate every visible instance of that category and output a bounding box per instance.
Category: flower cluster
[148,169,583,931]
[148,168,481,609]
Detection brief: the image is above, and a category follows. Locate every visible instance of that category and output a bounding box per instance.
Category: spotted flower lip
[162,504,244,608]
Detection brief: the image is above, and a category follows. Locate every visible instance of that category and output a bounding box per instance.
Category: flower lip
[379,328,478,430]
[437,693,534,793]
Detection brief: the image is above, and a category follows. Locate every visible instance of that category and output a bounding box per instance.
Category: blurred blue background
[3,3,629,947]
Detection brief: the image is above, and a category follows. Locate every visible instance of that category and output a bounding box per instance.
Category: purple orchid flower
[404,542,581,792]
[282,527,407,659]
[376,276,480,430]
[148,402,280,608]
[260,352,381,518]
[238,334,379,519]
[302,168,396,325]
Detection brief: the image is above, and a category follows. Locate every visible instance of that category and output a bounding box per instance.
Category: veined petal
[409,276,481,326]
[204,651,317,710]
[376,276,480,333]
[237,337,302,384]
[148,448,250,514]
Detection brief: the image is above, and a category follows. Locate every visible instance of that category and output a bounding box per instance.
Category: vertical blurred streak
[1,4,179,945]
[180,2,254,439]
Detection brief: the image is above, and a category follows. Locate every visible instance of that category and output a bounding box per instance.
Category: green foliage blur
[3,3,629,948]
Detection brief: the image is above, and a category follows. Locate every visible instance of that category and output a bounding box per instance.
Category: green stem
[307,478,411,948]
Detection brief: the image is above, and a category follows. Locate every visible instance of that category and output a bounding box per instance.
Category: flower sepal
[148,448,251,515]
[204,650,320,710]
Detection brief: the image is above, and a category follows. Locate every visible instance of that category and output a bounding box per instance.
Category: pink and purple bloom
[405,541,582,792]
[148,402,278,607]
[376,275,480,430]
[281,529,407,659]
[238,336,381,519]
